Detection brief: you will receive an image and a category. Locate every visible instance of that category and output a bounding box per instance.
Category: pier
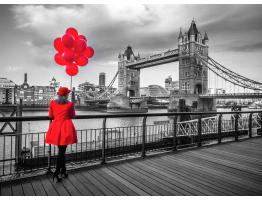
[1,137,262,195]
[0,111,262,195]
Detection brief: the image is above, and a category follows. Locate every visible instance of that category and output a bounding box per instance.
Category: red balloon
[84,46,94,58]
[62,49,75,63]
[54,37,64,52]
[78,35,87,42]
[66,63,79,76]
[62,34,74,49]
[66,27,78,39]
[76,56,88,66]
[74,39,87,53]
[54,53,66,65]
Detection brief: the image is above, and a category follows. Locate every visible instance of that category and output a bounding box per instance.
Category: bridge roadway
[1,137,262,196]
[125,48,179,70]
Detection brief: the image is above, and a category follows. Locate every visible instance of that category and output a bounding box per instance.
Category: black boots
[60,166,68,178]
[53,170,62,183]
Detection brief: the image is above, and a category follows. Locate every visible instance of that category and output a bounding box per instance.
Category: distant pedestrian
[45,87,77,182]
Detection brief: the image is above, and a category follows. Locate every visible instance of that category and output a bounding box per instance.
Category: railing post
[101,117,107,164]
[218,114,222,144]
[248,113,253,138]
[141,116,147,158]
[235,113,239,141]
[197,115,202,147]
[47,120,52,174]
[15,99,23,165]
[259,113,262,135]
[173,116,178,151]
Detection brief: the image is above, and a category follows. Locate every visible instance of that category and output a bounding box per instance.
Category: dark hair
[55,95,69,104]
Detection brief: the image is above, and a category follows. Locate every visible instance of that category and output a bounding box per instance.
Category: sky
[0,4,262,89]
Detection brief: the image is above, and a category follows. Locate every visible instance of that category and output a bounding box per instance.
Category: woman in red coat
[45,87,77,182]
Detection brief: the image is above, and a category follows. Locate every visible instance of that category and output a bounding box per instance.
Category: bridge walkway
[1,137,262,196]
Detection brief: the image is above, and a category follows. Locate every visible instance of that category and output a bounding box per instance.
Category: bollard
[197,115,202,147]
[173,116,178,151]
[248,113,253,138]
[15,99,23,165]
[235,113,239,141]
[218,114,222,143]
[141,116,147,158]
[101,117,107,164]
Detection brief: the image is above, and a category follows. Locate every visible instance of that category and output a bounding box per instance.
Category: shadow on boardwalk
[1,137,262,196]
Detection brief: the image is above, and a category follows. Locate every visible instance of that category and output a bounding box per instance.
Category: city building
[49,77,60,89]
[78,81,96,93]
[148,85,169,97]
[16,74,56,105]
[140,87,149,97]
[165,76,179,94]
[0,78,16,104]
[99,72,106,88]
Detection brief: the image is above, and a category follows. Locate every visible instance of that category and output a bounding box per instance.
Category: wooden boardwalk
[1,137,262,196]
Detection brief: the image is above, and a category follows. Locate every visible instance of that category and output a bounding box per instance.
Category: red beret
[57,87,71,96]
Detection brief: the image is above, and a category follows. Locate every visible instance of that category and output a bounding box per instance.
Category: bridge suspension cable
[96,70,119,99]
[195,53,262,92]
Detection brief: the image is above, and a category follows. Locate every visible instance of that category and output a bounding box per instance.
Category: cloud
[6,4,262,87]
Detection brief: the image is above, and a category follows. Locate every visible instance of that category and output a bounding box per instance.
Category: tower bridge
[89,20,262,112]
[117,19,209,98]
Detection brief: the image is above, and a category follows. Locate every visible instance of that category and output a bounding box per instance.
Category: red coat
[45,100,78,146]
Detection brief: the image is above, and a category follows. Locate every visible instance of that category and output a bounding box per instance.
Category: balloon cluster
[53,27,94,76]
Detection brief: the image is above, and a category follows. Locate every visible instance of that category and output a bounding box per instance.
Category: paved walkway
[1,137,262,196]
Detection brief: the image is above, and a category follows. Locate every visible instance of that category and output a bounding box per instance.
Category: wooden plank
[101,167,149,196]
[182,151,262,183]
[89,169,126,196]
[124,162,192,196]
[11,183,24,196]
[142,158,233,196]
[120,163,183,195]
[132,160,201,196]
[208,147,262,164]
[113,164,174,196]
[60,176,81,196]
[31,179,47,196]
[140,158,237,195]
[50,180,70,196]
[95,168,138,196]
[134,160,209,196]
[162,154,260,195]
[80,170,114,196]
[213,145,262,160]
[202,148,262,173]
[151,154,252,195]
[161,154,258,195]
[0,183,12,196]
[21,182,35,196]
[74,172,103,196]
[40,177,59,196]
[66,173,93,196]
[189,150,262,181]
[107,165,160,196]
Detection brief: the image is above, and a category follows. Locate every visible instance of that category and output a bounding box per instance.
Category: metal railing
[0,111,262,180]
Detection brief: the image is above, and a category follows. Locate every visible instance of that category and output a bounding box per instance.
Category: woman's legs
[55,145,67,174]
[60,145,67,174]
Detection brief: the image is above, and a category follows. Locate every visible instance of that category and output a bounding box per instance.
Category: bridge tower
[118,46,140,97]
[178,20,209,95]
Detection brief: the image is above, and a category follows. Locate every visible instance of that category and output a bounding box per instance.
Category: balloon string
[70,76,72,90]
